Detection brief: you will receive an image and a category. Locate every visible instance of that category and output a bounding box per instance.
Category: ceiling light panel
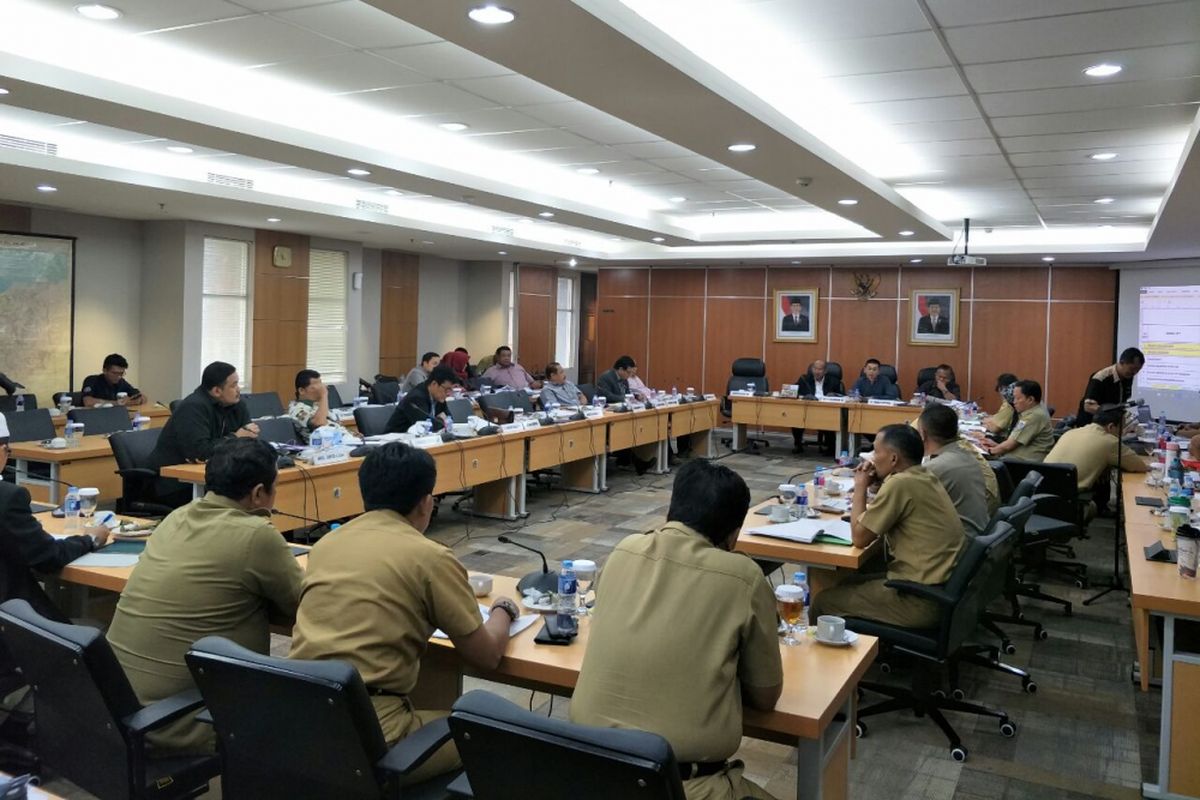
[269,1,442,51]
[140,15,349,68]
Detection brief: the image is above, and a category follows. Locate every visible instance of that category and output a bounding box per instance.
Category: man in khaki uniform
[1046,406,1147,491]
[290,443,518,784]
[956,438,1001,514]
[571,459,783,800]
[919,405,991,536]
[812,424,966,629]
[107,438,303,753]
[982,373,1018,438]
[981,380,1054,462]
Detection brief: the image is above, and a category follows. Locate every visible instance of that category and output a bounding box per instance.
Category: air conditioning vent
[0,133,58,156]
[356,199,388,214]
[206,172,254,190]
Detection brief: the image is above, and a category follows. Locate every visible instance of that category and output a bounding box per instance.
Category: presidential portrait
[774,289,818,342]
[910,289,959,346]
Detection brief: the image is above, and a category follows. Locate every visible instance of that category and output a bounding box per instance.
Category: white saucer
[814,630,859,647]
[521,597,558,613]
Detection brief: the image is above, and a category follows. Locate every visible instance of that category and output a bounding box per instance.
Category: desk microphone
[271,508,328,526]
[498,535,559,593]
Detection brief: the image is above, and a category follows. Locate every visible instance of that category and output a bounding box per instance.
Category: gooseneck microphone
[498,535,559,593]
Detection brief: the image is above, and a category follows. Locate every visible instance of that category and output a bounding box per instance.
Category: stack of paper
[747,518,853,544]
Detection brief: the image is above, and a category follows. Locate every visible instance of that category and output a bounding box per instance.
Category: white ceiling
[0,0,1196,265]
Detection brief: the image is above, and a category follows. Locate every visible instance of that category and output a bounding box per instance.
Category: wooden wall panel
[379,250,419,378]
[0,203,32,232]
[828,298,901,387]
[649,268,706,297]
[598,268,649,297]
[970,301,1048,403]
[974,267,1049,300]
[898,296,969,396]
[703,298,766,395]
[1051,266,1116,301]
[252,230,309,400]
[765,267,830,385]
[597,296,648,373]
[517,264,555,375]
[707,267,766,297]
[1047,301,1116,414]
[648,297,705,391]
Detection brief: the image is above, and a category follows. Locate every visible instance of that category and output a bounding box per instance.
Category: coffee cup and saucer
[814,615,858,647]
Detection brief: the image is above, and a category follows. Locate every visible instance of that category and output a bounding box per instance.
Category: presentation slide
[1118,267,1200,422]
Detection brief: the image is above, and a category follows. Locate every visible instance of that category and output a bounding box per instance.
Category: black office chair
[185,636,454,800]
[51,391,84,409]
[1002,459,1089,589]
[578,383,597,404]
[448,690,686,800]
[109,428,175,518]
[0,599,219,800]
[1,409,55,443]
[447,398,474,425]
[353,406,395,437]
[824,362,843,385]
[988,460,1016,504]
[848,523,1018,762]
[0,394,38,413]
[327,385,347,410]
[979,496,1048,648]
[169,399,182,413]
[241,392,284,419]
[68,405,132,436]
[720,358,769,454]
[255,416,299,445]
[371,381,401,406]
[477,391,529,416]
[915,366,937,391]
[878,364,900,396]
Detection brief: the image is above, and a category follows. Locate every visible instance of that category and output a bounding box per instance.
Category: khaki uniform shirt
[1046,423,1148,490]
[860,466,966,584]
[570,523,782,762]
[107,493,303,752]
[990,403,1014,435]
[290,510,482,742]
[926,445,991,536]
[1006,404,1055,462]
[955,439,1000,514]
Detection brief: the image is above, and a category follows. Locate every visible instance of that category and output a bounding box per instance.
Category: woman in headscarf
[442,348,472,381]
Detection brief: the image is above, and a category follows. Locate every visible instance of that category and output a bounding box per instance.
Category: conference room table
[8,434,120,505]
[730,396,920,454]
[1122,471,1200,798]
[49,401,172,432]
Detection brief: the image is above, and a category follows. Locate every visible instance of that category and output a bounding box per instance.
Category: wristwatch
[491,598,519,622]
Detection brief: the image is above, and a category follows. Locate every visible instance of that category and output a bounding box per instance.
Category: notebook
[747,518,853,545]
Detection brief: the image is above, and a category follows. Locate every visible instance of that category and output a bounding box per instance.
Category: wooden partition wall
[516,264,555,375]
[251,230,310,401]
[597,265,1117,412]
[379,250,419,379]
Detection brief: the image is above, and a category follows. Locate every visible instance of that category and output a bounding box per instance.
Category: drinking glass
[573,559,596,615]
[77,488,100,526]
[775,584,805,646]
[595,395,607,410]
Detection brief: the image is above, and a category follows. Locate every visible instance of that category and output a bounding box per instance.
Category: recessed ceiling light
[538,211,554,218]
[421,240,435,245]
[266,217,281,223]
[75,4,121,20]
[898,230,914,237]
[909,258,923,264]
[385,189,403,196]
[790,261,801,265]
[347,167,371,176]
[1094,197,1115,204]
[837,198,858,206]
[575,167,600,175]
[498,250,508,255]
[1041,256,1055,262]
[568,258,578,267]
[36,184,57,193]
[727,143,756,152]
[1089,152,1118,161]
[1083,63,1123,78]
[668,196,687,203]
[165,145,193,154]
[651,236,665,242]
[467,5,515,24]
[438,122,469,132]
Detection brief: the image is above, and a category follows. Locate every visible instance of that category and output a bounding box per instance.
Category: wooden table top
[1123,472,1200,618]
[736,498,879,570]
[9,434,114,462]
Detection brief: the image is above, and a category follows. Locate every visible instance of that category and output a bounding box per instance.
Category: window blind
[307,248,348,384]
[201,238,249,376]
[556,275,575,368]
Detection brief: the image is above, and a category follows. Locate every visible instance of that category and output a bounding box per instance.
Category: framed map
[0,233,75,402]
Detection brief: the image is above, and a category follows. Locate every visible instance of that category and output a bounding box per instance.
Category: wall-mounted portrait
[909,289,959,346]
[773,289,819,343]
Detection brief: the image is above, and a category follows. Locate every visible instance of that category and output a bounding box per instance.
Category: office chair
[578,383,597,404]
[824,362,843,384]
[0,394,38,413]
[448,690,686,800]
[988,460,1015,504]
[254,416,299,445]
[241,392,284,419]
[915,366,937,391]
[185,636,455,800]
[110,428,175,518]
[979,496,1048,648]
[1,409,55,443]
[719,358,769,454]
[0,600,219,800]
[353,406,395,437]
[327,385,347,409]
[848,523,1018,762]
[477,391,528,417]
[371,380,401,406]
[68,405,133,436]
[991,469,1074,616]
[878,364,900,396]
[50,391,84,409]
[169,399,182,413]
[1002,459,1089,589]
[447,398,474,425]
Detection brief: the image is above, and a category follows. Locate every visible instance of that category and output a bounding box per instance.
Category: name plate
[703,393,718,401]
[866,398,905,406]
[629,402,647,412]
[410,434,444,449]
[818,395,849,404]
[521,417,543,430]
[582,407,605,420]
[729,390,754,397]
[499,422,525,435]
[308,448,352,466]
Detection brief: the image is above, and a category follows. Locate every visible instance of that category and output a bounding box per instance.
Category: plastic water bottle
[64,486,81,533]
[310,427,325,450]
[671,385,678,400]
[797,484,809,515]
[813,468,825,505]
[791,571,810,633]
[558,560,577,615]
[838,450,850,467]
[14,394,23,413]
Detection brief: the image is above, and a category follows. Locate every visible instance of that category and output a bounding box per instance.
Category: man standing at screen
[1074,347,1144,427]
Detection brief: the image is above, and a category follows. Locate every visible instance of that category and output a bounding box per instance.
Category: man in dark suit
[0,414,109,748]
[792,359,844,455]
[781,297,810,332]
[387,365,457,433]
[917,300,950,335]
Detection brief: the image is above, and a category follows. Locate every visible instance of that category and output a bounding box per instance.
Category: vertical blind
[556,275,575,368]
[307,248,348,384]
[201,237,249,378]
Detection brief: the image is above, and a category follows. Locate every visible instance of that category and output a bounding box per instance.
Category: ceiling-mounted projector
[948,254,987,266]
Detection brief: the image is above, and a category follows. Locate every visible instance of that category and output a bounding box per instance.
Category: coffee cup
[769,504,791,523]
[1177,525,1200,579]
[132,415,151,431]
[116,392,128,402]
[817,615,846,642]
[467,574,493,597]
